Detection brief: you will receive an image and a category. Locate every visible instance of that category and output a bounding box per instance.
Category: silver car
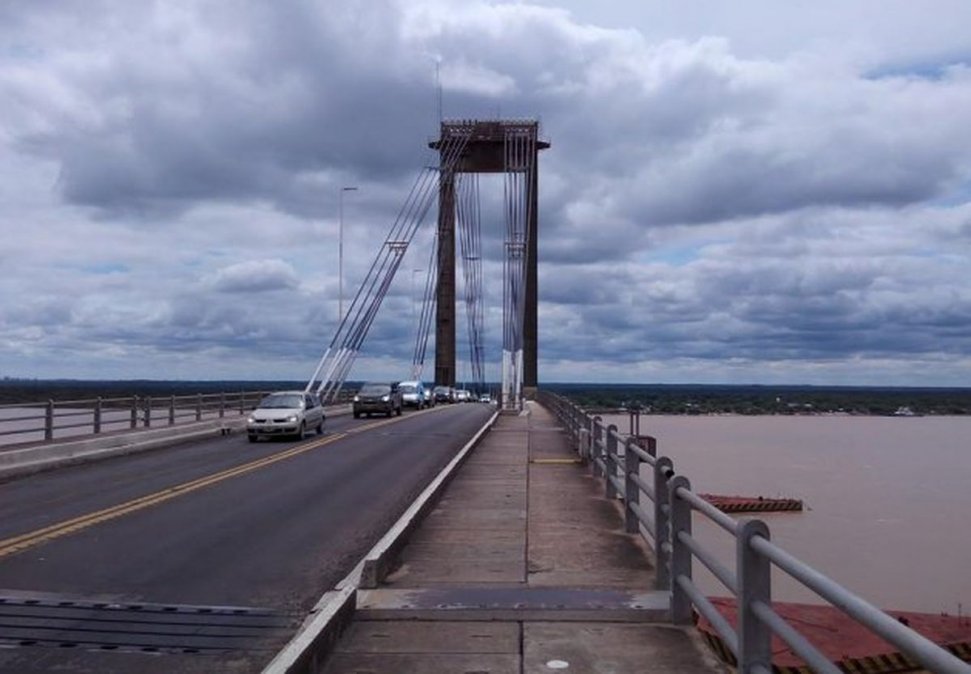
[247,391,325,442]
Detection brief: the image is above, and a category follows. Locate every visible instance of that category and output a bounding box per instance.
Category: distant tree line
[543,383,971,416]
[4,380,970,415]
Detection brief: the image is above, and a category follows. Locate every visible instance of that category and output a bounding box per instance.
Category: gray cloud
[207,260,299,293]
[1,1,971,385]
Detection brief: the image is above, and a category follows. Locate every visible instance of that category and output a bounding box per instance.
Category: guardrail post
[605,425,619,499]
[624,438,640,534]
[642,435,657,459]
[655,456,674,591]
[239,391,245,415]
[130,396,138,429]
[591,416,603,477]
[668,475,691,615]
[94,397,102,434]
[737,519,772,673]
[169,395,176,425]
[45,399,54,441]
[219,392,226,418]
[144,397,151,427]
[196,394,202,421]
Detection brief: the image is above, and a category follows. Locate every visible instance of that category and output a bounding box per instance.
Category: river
[601,414,971,615]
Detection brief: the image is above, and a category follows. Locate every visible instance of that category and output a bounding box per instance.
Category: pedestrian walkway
[321,402,726,673]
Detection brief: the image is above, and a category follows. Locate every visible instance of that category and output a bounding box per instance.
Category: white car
[247,391,325,442]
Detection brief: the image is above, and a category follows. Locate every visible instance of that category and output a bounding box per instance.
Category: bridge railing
[0,390,355,446]
[539,390,971,674]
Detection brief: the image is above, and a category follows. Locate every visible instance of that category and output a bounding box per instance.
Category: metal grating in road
[0,591,292,655]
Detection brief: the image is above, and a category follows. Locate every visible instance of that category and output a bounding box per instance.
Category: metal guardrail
[0,390,355,446]
[539,390,971,674]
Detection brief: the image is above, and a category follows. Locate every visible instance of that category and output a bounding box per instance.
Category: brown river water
[602,414,971,615]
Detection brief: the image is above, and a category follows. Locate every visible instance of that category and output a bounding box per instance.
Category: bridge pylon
[430,119,549,404]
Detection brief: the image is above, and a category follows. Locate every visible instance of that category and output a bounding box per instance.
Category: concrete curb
[262,409,500,674]
[0,405,353,481]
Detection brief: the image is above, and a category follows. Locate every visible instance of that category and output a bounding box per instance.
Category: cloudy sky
[2,1,971,386]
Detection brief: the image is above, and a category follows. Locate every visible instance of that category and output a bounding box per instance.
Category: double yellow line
[0,432,346,560]
[0,406,443,560]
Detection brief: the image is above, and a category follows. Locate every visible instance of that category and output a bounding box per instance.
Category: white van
[397,380,426,409]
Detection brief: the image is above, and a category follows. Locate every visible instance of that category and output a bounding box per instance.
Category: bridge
[1,120,969,673]
[2,392,969,673]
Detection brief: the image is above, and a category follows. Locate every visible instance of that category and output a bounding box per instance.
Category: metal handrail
[539,390,971,674]
[0,390,279,444]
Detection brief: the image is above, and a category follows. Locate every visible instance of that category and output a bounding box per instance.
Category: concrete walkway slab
[321,401,725,673]
[523,623,727,674]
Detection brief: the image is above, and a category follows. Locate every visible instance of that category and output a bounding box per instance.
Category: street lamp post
[338,186,358,323]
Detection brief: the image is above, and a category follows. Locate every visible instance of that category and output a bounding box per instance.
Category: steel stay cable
[326,132,469,396]
[319,133,464,395]
[457,173,483,387]
[415,239,438,376]
[411,232,438,377]
[315,131,470,398]
[343,131,468,355]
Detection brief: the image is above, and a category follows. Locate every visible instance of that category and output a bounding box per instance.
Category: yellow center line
[0,432,347,560]
[344,404,443,436]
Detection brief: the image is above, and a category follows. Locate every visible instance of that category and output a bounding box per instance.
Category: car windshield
[399,384,417,393]
[360,384,390,395]
[259,394,303,409]
[434,386,449,393]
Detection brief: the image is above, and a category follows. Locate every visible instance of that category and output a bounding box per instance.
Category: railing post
[219,392,226,418]
[144,397,151,427]
[668,475,692,615]
[643,435,657,459]
[578,427,590,461]
[655,456,674,591]
[169,395,176,425]
[130,396,138,430]
[624,438,640,534]
[591,416,603,477]
[94,397,102,434]
[605,425,618,499]
[239,391,245,415]
[45,400,54,441]
[196,394,202,422]
[737,519,772,673]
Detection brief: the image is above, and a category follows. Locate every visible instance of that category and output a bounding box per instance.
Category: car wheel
[353,411,360,419]
[248,434,257,443]
[396,406,402,417]
[316,420,324,435]
[386,408,392,418]
[295,422,305,439]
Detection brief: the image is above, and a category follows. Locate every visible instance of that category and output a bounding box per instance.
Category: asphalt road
[0,402,494,673]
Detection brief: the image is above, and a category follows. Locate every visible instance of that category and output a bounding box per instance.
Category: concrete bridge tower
[430,120,549,392]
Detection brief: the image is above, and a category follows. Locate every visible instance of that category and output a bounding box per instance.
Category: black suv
[353,382,403,418]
